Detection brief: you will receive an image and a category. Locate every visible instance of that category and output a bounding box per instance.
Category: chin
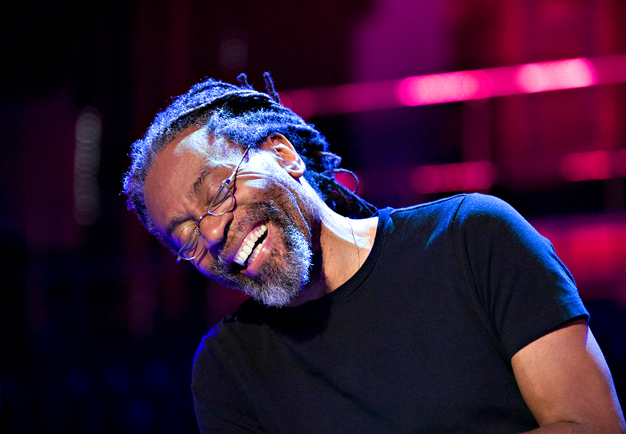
[209,194,315,307]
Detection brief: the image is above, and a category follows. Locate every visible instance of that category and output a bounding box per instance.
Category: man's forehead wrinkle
[189,166,212,202]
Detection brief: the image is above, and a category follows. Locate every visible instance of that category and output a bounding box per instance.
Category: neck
[285,204,378,307]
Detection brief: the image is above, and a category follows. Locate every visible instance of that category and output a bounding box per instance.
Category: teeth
[248,237,267,264]
[234,225,268,266]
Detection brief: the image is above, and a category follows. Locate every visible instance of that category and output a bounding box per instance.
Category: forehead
[162,126,239,163]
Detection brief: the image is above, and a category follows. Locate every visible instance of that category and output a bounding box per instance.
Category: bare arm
[511,319,625,433]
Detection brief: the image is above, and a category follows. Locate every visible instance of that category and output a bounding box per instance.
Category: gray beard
[209,200,313,307]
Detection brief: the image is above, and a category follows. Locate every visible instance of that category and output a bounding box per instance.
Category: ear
[261,133,306,179]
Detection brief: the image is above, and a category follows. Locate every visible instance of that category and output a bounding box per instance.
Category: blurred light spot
[143,359,170,389]
[398,70,491,106]
[219,27,248,74]
[411,161,496,194]
[281,89,317,118]
[105,362,130,393]
[66,366,91,396]
[514,58,596,93]
[74,107,102,226]
[614,149,626,177]
[534,218,626,303]
[560,150,613,181]
[128,398,155,427]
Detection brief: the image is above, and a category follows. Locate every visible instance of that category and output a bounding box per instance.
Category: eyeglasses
[176,145,251,262]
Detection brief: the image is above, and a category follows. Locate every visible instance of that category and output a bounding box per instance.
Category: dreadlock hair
[123,73,377,248]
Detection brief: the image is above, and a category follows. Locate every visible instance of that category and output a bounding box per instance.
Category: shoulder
[386,193,514,221]
[450,194,552,250]
[451,193,525,225]
[382,193,524,237]
[381,194,467,233]
[387,193,467,218]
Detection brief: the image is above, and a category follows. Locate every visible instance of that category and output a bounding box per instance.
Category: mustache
[215,200,280,267]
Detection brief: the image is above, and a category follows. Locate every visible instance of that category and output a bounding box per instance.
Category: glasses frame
[176,144,252,262]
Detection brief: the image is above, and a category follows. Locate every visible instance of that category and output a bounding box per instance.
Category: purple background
[1,1,625,432]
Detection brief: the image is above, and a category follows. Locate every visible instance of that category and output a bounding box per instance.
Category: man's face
[143,127,316,307]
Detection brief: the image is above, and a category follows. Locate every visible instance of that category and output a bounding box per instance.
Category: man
[124,74,625,433]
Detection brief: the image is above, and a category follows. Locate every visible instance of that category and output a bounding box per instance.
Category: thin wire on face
[176,145,252,262]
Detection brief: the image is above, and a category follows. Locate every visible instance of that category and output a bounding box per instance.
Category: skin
[512,320,625,433]
[143,126,625,431]
[143,126,378,306]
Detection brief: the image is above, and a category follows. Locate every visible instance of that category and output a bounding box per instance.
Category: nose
[196,211,233,255]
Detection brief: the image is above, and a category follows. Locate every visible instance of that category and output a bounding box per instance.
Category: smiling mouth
[233,224,268,268]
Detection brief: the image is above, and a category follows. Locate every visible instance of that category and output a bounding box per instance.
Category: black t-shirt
[192,194,589,433]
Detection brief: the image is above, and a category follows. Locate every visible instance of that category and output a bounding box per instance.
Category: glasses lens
[176,229,202,261]
[208,186,235,215]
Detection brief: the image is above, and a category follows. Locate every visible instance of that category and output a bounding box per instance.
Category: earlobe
[264,134,306,179]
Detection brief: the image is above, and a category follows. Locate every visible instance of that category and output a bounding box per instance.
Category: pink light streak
[533,216,626,304]
[410,161,496,194]
[398,70,491,106]
[560,149,626,181]
[280,54,626,117]
[514,58,596,93]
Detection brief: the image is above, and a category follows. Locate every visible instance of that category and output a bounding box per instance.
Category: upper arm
[511,320,626,432]
[452,194,589,358]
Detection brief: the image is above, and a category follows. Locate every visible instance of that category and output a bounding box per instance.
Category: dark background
[1,1,625,432]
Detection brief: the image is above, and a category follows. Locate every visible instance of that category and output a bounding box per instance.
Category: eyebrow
[164,165,214,239]
[191,166,212,201]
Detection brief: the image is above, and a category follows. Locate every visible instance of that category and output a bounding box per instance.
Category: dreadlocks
[123,73,377,246]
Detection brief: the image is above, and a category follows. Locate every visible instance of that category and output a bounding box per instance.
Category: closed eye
[209,184,232,208]
[173,223,197,248]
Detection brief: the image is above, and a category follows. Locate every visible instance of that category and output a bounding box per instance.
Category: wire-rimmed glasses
[176,145,251,262]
